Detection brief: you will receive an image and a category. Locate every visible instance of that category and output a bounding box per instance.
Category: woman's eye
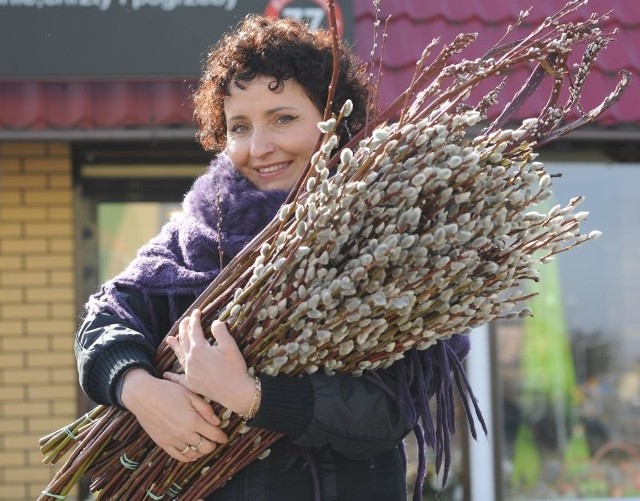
[276,115,297,124]
[230,124,248,134]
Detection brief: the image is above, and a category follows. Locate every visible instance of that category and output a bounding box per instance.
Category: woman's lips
[256,162,291,176]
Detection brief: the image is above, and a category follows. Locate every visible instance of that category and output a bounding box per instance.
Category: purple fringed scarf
[86,153,485,500]
[86,154,288,335]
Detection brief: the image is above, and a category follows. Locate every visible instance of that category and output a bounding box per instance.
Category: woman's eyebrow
[227,106,298,122]
[264,106,298,115]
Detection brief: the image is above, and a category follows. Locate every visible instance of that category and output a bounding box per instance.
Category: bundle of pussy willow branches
[39,1,629,500]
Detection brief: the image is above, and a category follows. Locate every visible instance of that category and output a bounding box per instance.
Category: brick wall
[0,142,78,500]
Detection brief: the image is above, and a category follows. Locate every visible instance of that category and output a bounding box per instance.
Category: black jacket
[76,287,413,500]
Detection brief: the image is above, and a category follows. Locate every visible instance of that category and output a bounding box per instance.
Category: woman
[76,14,473,500]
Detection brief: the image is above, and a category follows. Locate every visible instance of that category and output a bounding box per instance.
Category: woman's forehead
[224,77,311,114]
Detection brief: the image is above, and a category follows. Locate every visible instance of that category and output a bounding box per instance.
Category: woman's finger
[179,315,189,336]
[168,445,197,462]
[195,422,228,446]
[210,320,235,350]
[189,392,221,426]
[163,371,187,387]
[179,315,192,352]
[187,309,206,347]
[165,336,185,365]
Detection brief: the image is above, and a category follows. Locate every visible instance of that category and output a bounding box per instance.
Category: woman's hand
[164,309,258,417]
[121,368,228,461]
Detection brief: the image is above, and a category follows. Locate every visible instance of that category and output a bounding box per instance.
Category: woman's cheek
[225,139,245,165]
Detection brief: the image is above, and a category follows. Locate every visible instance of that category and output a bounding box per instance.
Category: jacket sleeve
[249,363,413,460]
[74,289,163,407]
[250,335,471,459]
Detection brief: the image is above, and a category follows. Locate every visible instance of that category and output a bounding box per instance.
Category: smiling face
[224,75,323,191]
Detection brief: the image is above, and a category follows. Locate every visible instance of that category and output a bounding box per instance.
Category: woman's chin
[254,175,297,192]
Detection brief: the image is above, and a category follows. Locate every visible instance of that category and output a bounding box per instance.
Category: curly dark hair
[193,14,371,153]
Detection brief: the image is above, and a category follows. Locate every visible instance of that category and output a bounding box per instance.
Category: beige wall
[0,142,77,500]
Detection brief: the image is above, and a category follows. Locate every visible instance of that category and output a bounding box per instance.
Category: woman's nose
[250,128,275,157]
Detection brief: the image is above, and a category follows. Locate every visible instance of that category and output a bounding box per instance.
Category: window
[495,161,640,499]
[97,202,181,283]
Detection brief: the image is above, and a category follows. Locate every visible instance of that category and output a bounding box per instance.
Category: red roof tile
[0,81,195,131]
[356,0,639,126]
[0,1,637,134]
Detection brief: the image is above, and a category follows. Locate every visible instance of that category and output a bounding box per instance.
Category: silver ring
[189,435,204,452]
[178,444,190,455]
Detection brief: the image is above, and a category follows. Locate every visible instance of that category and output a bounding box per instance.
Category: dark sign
[0,0,352,79]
